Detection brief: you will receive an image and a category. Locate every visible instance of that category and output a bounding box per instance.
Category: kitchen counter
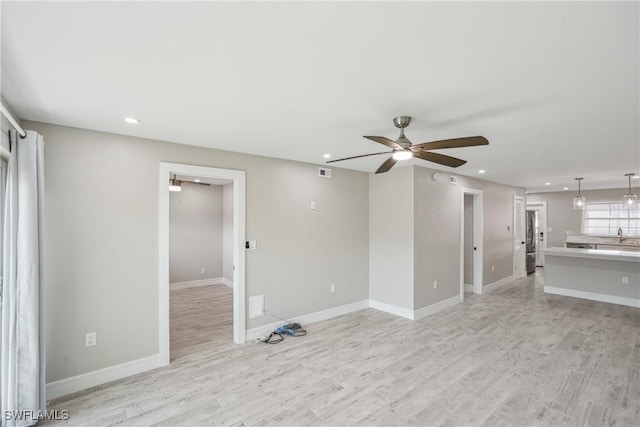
[562,236,640,250]
[543,247,640,308]
[544,247,640,262]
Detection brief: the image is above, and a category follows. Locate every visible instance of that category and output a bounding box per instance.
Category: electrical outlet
[311,201,316,210]
[330,284,336,293]
[85,332,96,348]
[491,265,495,272]
[433,280,438,289]
[622,276,629,285]
[201,268,206,275]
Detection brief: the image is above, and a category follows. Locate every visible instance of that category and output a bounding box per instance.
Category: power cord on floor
[255,311,306,344]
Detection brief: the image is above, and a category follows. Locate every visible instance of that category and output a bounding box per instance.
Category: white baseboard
[413,295,460,320]
[464,284,473,292]
[544,286,640,308]
[221,278,233,288]
[46,354,160,401]
[484,275,515,292]
[369,295,460,321]
[170,278,226,290]
[368,300,414,320]
[245,299,370,341]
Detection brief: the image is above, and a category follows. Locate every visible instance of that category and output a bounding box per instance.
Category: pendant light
[169,174,182,192]
[573,177,585,210]
[623,173,637,206]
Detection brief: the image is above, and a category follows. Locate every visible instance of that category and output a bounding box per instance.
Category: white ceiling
[1,1,638,192]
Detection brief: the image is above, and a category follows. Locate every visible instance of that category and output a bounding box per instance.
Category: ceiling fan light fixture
[624,173,637,206]
[573,177,585,210]
[392,150,413,161]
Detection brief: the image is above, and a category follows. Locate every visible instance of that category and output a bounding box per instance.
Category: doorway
[460,188,483,300]
[168,176,234,360]
[513,196,526,278]
[526,201,547,267]
[158,162,246,367]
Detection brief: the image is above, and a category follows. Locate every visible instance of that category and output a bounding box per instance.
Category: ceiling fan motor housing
[393,116,412,129]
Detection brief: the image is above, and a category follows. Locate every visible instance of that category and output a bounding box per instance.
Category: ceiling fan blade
[413,151,467,168]
[326,151,391,163]
[364,136,403,150]
[412,136,489,151]
[375,156,397,174]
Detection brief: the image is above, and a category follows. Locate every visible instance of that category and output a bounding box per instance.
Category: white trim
[46,355,160,401]
[484,275,515,292]
[514,195,526,278]
[527,200,548,267]
[368,300,414,320]
[460,187,484,301]
[464,284,473,292]
[413,295,460,320]
[159,162,246,367]
[221,278,233,288]
[245,300,370,341]
[169,278,228,290]
[544,286,640,308]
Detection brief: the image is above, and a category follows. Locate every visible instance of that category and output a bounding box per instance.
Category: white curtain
[1,130,45,427]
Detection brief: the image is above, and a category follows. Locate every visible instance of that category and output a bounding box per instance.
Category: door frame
[158,162,246,366]
[460,187,484,300]
[526,201,548,267]
[513,195,526,278]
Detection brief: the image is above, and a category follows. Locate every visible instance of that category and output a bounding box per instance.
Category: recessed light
[323,154,331,159]
[478,170,486,174]
[194,179,200,183]
[545,182,551,186]
[563,187,569,190]
[125,117,140,124]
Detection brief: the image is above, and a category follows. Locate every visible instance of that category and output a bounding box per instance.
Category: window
[582,202,640,237]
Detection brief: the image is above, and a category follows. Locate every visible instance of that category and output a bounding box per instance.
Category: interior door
[514,196,526,278]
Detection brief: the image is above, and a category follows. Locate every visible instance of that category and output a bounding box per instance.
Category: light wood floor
[45,272,640,426]
[170,284,233,361]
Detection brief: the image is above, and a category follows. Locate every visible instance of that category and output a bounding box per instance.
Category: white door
[527,202,547,267]
[514,196,526,278]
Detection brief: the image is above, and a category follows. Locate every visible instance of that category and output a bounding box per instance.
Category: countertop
[543,247,640,263]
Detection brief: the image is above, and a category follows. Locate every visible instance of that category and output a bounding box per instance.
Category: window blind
[581,202,640,236]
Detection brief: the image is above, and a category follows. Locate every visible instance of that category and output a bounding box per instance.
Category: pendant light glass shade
[623,173,637,207]
[573,178,585,210]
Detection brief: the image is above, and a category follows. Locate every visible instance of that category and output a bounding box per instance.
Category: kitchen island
[542,247,640,308]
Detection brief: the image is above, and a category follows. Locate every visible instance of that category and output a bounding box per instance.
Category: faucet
[618,228,623,243]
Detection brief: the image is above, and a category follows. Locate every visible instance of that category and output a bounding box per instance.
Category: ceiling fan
[169,174,210,192]
[326,116,489,174]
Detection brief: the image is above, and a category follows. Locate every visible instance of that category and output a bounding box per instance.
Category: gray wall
[369,165,414,310]
[527,187,639,248]
[1,96,17,152]
[464,194,473,285]
[413,166,516,309]
[169,184,223,283]
[222,183,233,283]
[28,120,369,383]
[369,165,517,312]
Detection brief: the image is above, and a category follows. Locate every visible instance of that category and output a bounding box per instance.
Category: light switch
[245,240,257,250]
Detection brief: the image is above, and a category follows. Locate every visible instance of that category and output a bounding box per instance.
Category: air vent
[449,175,457,185]
[319,167,332,178]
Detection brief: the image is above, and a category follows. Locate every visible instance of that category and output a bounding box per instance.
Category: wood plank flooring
[170,284,233,361]
[44,272,640,426]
